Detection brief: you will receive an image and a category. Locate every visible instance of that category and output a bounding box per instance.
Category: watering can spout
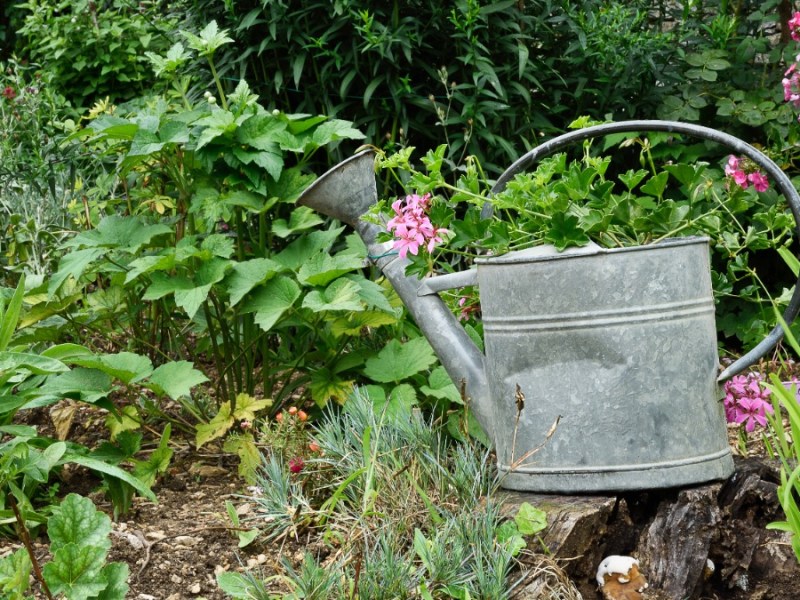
[298,151,494,438]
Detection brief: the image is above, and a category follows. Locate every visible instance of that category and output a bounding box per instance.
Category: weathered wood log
[636,484,721,599]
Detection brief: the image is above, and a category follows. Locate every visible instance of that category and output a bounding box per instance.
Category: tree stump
[502,457,799,599]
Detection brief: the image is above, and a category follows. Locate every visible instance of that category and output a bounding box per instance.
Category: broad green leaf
[48,493,112,552]
[514,502,548,535]
[544,213,590,251]
[0,424,36,437]
[133,424,173,487]
[217,572,262,597]
[124,254,176,283]
[180,20,233,56]
[495,520,527,556]
[43,543,108,600]
[225,258,284,306]
[271,206,324,238]
[329,311,398,337]
[146,361,209,401]
[68,216,172,253]
[363,337,437,383]
[95,562,129,600]
[69,352,154,384]
[174,283,213,319]
[222,433,261,484]
[310,119,365,145]
[373,383,417,420]
[48,248,106,297]
[236,113,286,150]
[420,366,462,404]
[64,455,157,502]
[297,253,365,286]
[196,402,234,447]
[142,272,193,301]
[0,351,69,375]
[195,110,236,149]
[640,171,669,198]
[274,227,346,270]
[241,276,301,332]
[231,393,272,421]
[201,234,236,259]
[0,548,31,598]
[36,368,113,404]
[270,167,316,203]
[310,368,355,407]
[106,405,140,440]
[302,278,364,312]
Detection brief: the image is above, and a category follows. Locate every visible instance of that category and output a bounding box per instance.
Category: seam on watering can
[495,447,731,475]
[483,298,714,333]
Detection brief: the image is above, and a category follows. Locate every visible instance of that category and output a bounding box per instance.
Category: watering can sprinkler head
[297,150,378,227]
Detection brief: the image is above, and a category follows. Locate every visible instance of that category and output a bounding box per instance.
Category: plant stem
[8,493,55,600]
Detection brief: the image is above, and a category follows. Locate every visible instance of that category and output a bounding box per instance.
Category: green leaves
[180,20,233,57]
[363,337,437,384]
[39,494,129,600]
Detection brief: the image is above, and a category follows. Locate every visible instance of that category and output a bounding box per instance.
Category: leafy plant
[15,0,182,107]
[0,276,201,519]
[0,493,128,599]
[56,21,403,413]
[374,124,798,348]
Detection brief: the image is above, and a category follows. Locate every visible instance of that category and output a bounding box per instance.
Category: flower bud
[297,410,308,422]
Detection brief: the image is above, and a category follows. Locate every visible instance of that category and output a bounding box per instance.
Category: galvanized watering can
[298,120,800,493]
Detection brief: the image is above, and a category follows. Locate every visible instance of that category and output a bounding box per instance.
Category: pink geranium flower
[386,193,449,259]
[747,171,769,192]
[723,373,773,432]
[724,155,768,192]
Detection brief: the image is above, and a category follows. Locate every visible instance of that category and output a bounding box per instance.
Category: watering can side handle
[417,269,478,296]
[486,119,800,381]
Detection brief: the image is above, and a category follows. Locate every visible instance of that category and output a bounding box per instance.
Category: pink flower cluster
[724,155,769,192]
[782,61,800,108]
[723,373,774,432]
[784,13,800,119]
[790,11,800,42]
[387,193,448,259]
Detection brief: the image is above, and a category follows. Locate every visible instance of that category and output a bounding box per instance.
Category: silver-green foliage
[219,387,535,599]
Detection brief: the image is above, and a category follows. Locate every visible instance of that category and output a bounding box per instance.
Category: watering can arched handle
[483,119,800,381]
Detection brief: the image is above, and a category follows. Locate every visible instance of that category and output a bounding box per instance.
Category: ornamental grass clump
[220,388,534,599]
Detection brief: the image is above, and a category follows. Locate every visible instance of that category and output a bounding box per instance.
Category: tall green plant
[54,22,404,413]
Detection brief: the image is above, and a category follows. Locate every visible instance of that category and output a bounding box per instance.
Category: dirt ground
[3,404,799,600]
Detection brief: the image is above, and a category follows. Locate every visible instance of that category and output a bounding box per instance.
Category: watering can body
[298,120,800,493]
[477,239,731,491]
